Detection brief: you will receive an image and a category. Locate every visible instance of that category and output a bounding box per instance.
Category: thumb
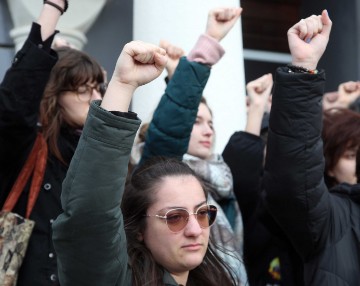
[154,52,167,72]
[321,9,332,37]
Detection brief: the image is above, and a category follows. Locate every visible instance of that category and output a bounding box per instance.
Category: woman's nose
[183,215,202,236]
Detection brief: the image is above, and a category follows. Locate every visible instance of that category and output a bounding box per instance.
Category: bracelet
[287,64,318,74]
[44,0,68,15]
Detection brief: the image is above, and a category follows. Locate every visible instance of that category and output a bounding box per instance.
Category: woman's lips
[200,141,211,148]
[182,243,203,251]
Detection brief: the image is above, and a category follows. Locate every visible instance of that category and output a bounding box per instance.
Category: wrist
[204,32,220,42]
[43,0,68,15]
[187,34,225,66]
[287,64,318,74]
[247,102,267,114]
[100,80,135,112]
[291,59,317,71]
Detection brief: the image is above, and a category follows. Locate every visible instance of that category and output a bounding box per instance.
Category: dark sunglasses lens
[196,205,217,228]
[166,209,188,232]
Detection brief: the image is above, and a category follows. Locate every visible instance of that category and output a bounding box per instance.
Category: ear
[327,169,335,177]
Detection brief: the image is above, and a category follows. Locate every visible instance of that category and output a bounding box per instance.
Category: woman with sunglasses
[52,40,237,285]
[0,1,105,285]
[138,7,246,284]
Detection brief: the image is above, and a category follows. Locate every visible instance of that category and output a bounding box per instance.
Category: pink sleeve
[187,34,225,66]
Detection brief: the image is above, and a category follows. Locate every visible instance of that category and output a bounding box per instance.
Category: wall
[301,0,360,91]
[84,0,133,81]
[0,2,14,79]
[0,0,133,83]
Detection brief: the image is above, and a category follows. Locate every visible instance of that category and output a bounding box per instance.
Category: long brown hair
[122,157,237,286]
[322,108,360,187]
[39,47,104,165]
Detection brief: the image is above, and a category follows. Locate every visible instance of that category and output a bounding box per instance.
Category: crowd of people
[0,1,359,286]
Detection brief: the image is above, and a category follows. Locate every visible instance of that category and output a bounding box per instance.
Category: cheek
[143,225,175,263]
[340,159,356,174]
[65,104,90,126]
[188,130,198,151]
[190,127,199,141]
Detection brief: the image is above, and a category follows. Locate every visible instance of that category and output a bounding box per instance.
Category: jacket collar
[163,270,180,285]
[330,183,360,203]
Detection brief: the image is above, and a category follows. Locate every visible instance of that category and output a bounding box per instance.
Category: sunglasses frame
[145,204,217,233]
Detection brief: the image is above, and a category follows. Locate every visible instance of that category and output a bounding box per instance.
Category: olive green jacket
[52,102,179,285]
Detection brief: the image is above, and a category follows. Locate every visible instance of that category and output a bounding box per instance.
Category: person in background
[139,7,247,285]
[322,108,360,188]
[264,10,360,285]
[0,1,106,284]
[223,74,304,285]
[52,39,238,286]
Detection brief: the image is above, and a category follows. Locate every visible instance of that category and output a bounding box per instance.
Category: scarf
[183,154,247,285]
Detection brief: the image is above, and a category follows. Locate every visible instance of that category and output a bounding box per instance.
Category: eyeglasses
[145,204,217,233]
[74,83,107,102]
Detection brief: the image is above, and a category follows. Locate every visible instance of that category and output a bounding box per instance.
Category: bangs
[56,48,104,92]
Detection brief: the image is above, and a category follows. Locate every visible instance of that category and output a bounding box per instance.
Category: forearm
[187,34,225,66]
[245,105,265,136]
[140,58,210,163]
[223,131,264,221]
[53,102,140,284]
[264,67,330,255]
[0,1,62,134]
[38,0,65,41]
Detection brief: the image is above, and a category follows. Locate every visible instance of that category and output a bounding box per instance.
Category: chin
[184,260,203,271]
[183,253,205,270]
[196,151,211,160]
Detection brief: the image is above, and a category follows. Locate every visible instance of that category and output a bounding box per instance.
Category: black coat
[0,25,79,285]
[264,67,360,285]
[223,131,303,286]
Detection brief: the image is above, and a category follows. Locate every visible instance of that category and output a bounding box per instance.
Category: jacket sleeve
[222,131,265,224]
[139,57,210,164]
[263,67,331,260]
[0,23,58,168]
[52,101,140,285]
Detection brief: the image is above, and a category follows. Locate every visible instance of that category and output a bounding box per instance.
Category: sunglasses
[145,204,217,233]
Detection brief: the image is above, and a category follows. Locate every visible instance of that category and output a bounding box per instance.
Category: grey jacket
[52,102,179,285]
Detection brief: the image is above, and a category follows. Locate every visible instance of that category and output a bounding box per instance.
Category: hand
[338,81,360,107]
[113,41,167,90]
[159,40,185,80]
[245,74,273,135]
[52,36,75,49]
[287,10,332,70]
[246,73,273,112]
[205,7,243,42]
[101,41,167,112]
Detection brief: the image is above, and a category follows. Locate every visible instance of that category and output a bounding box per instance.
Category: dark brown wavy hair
[39,47,104,165]
[122,157,237,286]
[322,108,360,188]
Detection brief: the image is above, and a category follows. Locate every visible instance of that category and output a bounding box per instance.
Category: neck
[171,271,189,286]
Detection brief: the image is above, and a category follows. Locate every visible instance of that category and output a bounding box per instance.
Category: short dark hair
[322,108,360,187]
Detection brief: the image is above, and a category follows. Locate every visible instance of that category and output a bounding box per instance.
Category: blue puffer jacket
[140,57,210,163]
[264,67,360,285]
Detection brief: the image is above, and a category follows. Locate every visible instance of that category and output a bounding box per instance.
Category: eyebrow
[196,115,213,124]
[158,200,207,212]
